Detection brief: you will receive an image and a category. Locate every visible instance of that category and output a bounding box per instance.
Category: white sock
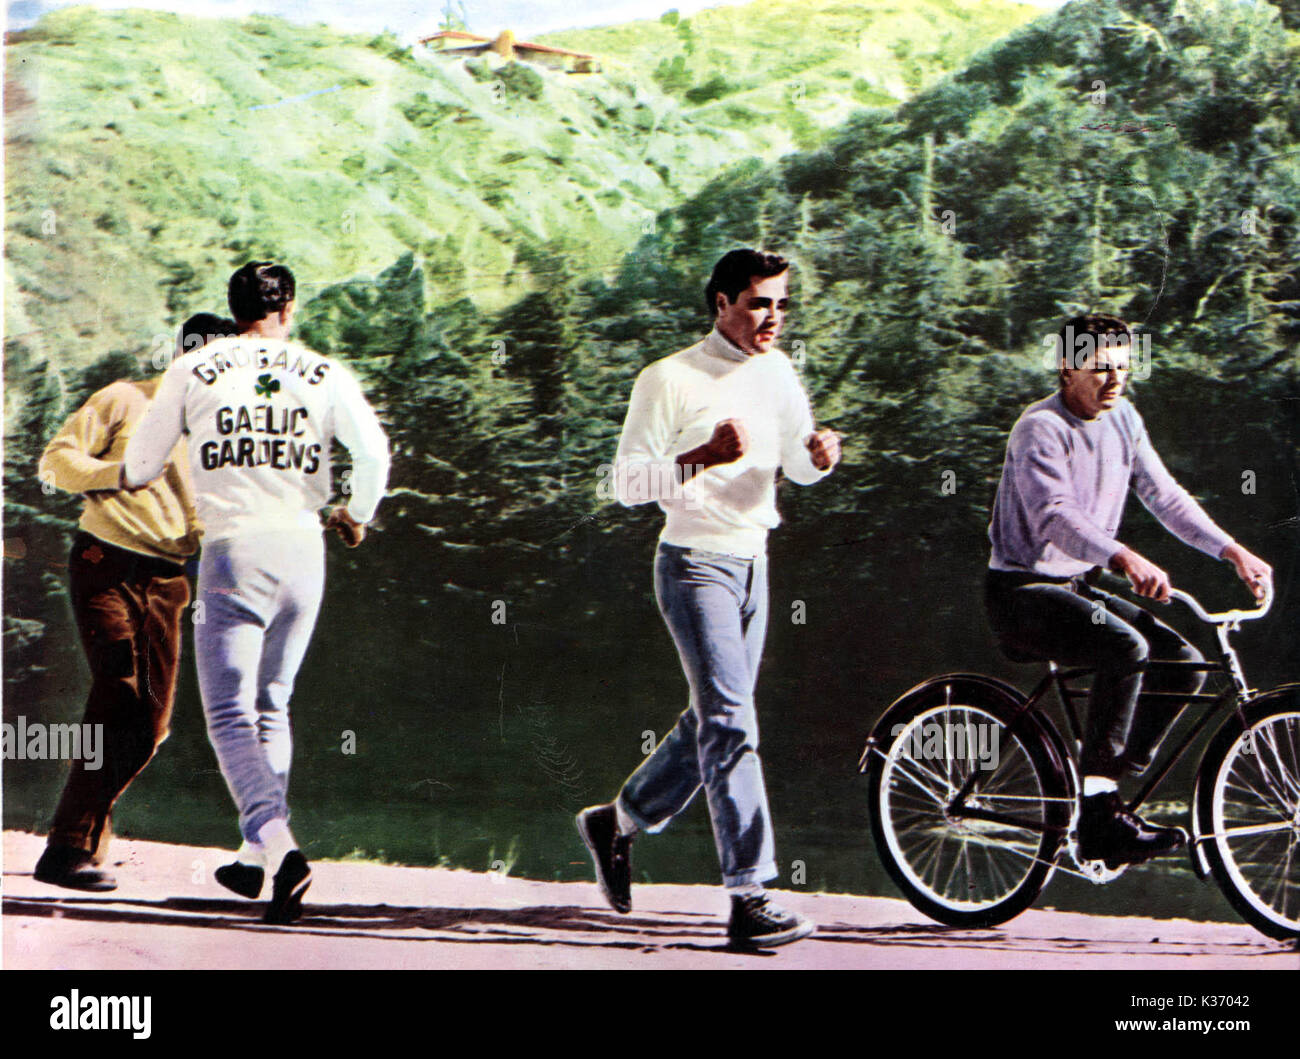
[255,818,298,868]
[613,798,638,837]
[1083,776,1119,797]
[728,883,764,898]
[235,840,266,868]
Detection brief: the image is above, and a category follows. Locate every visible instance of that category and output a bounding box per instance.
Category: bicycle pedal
[1066,832,1130,884]
[1075,857,1129,885]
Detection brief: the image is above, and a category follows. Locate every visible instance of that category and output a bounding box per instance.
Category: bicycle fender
[1188,682,1300,878]
[858,673,1068,777]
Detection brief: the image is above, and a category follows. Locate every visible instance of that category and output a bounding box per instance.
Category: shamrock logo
[255,373,281,398]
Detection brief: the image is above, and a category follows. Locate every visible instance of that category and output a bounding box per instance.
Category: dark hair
[704,249,789,317]
[175,312,237,359]
[1057,313,1132,376]
[228,262,296,323]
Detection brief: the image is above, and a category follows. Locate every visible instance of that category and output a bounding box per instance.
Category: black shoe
[34,845,117,892]
[576,804,632,914]
[728,892,815,949]
[263,851,311,924]
[215,861,265,899]
[1077,792,1186,869]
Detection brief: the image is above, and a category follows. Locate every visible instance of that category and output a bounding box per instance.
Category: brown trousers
[47,532,190,860]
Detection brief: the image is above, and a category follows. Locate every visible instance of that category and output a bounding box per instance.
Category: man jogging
[985,313,1271,869]
[578,248,841,948]
[30,315,229,890]
[125,263,389,923]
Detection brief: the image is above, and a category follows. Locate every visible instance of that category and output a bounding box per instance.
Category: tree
[438,1,469,33]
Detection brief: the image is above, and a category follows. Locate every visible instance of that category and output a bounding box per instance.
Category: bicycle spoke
[1251,724,1300,807]
[1242,833,1297,920]
[974,754,1031,799]
[1225,766,1291,821]
[975,793,1074,805]
[888,761,950,809]
[984,841,1014,896]
[942,838,967,898]
[912,831,947,890]
[889,794,944,822]
[891,745,958,796]
[1210,710,1300,937]
[876,702,1061,916]
[1267,841,1296,919]
[1215,821,1294,840]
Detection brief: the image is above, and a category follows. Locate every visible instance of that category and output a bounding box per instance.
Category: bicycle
[857,573,1299,941]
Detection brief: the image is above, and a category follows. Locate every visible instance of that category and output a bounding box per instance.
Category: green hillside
[5,0,1297,900]
[541,0,1040,149]
[3,0,1035,398]
[2,7,718,383]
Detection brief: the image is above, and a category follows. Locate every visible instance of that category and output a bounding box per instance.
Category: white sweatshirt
[124,336,390,542]
[613,328,830,558]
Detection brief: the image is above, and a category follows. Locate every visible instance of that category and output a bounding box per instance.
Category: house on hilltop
[418,29,602,74]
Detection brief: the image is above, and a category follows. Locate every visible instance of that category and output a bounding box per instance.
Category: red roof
[418,29,595,60]
[419,30,490,43]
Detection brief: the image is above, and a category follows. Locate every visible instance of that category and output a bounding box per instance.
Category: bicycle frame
[947,582,1273,839]
[1040,660,1233,811]
[862,579,1294,935]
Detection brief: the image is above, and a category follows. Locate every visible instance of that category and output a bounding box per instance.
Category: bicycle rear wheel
[866,682,1072,928]
[1198,692,1300,941]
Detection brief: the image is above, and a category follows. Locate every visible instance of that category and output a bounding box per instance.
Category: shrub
[684,73,730,105]
[497,62,544,101]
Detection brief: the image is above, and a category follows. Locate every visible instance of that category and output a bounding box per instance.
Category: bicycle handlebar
[1095,569,1273,625]
[1168,583,1273,624]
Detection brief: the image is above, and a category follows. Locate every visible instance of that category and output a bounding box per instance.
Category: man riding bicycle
[984,314,1271,869]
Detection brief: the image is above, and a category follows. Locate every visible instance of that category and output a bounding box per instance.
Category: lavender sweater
[989,392,1233,577]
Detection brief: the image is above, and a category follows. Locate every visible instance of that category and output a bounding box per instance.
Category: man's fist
[1110,546,1171,602]
[325,506,366,548]
[806,429,841,471]
[1221,542,1272,602]
[704,419,748,466]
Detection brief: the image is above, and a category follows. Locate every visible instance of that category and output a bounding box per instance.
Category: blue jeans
[195,530,324,843]
[619,543,777,887]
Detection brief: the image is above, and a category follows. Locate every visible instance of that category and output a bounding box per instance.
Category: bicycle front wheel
[1198,694,1300,941]
[866,683,1071,928]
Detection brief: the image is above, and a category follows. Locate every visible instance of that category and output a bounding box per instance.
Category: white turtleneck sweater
[612,328,830,558]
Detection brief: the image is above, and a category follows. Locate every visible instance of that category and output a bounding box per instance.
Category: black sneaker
[215,861,265,899]
[1077,791,1186,869]
[575,804,632,914]
[263,850,311,925]
[728,892,815,949]
[34,845,117,892]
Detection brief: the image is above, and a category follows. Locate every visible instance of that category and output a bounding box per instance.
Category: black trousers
[984,569,1204,779]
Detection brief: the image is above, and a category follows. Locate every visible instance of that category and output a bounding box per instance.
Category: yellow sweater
[38,378,201,562]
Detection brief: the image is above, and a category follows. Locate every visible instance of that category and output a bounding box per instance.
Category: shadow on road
[6,893,1291,959]
[3,894,787,955]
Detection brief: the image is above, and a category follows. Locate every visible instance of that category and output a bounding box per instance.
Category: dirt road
[3,830,1295,969]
